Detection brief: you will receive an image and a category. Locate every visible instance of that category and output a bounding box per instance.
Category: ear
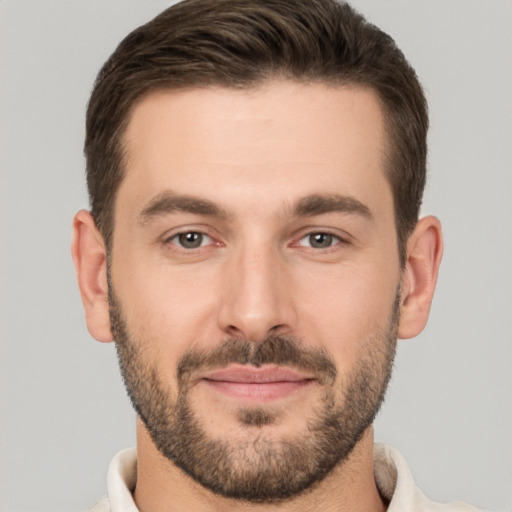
[71,210,113,342]
[398,215,443,339]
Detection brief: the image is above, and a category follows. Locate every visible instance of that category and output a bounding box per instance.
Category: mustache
[177,336,337,386]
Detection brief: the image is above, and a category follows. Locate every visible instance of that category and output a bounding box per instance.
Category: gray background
[1,1,511,511]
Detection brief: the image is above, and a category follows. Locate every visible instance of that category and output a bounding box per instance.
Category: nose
[217,244,297,342]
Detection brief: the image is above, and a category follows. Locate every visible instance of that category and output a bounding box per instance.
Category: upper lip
[201,365,315,383]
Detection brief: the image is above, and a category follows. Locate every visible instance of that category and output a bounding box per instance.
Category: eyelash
[165,231,215,250]
[163,229,349,254]
[295,232,346,250]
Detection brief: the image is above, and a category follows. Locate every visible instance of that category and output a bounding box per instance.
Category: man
[71,0,482,510]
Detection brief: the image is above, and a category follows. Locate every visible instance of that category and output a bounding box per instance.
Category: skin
[72,81,443,512]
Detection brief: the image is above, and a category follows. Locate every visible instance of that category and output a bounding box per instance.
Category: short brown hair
[85,0,428,262]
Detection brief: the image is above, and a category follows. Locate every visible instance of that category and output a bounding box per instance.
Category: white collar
[93,443,481,512]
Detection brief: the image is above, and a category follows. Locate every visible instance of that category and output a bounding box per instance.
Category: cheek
[295,262,399,368]
[110,252,221,357]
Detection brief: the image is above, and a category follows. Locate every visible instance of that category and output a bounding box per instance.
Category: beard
[109,289,399,503]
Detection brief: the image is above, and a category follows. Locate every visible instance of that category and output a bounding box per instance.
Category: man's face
[109,81,403,501]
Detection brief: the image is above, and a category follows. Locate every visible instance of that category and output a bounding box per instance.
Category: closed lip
[200,365,315,402]
[201,364,315,384]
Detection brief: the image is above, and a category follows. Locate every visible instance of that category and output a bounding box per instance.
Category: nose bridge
[217,238,295,341]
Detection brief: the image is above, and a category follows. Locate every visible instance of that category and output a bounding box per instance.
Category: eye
[169,231,212,249]
[298,232,342,249]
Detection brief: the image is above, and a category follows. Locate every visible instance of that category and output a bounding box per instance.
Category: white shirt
[87,444,487,511]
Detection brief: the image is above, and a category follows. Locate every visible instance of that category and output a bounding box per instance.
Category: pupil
[179,232,202,248]
[311,233,332,248]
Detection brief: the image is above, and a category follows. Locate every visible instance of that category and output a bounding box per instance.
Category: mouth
[200,365,316,402]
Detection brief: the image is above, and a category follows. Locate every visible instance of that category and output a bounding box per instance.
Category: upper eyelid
[158,225,353,246]
[292,226,352,243]
[170,232,213,249]
[299,231,343,241]
[295,232,346,249]
[162,231,217,254]
[161,225,217,241]
[168,231,212,240]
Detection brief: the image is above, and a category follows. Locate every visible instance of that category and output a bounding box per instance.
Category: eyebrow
[138,191,228,224]
[293,193,373,220]
[138,191,372,225]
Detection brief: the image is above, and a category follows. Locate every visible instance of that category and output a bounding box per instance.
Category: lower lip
[203,379,313,402]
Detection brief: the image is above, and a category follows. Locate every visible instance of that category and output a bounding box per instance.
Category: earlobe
[71,210,114,343]
[398,216,443,339]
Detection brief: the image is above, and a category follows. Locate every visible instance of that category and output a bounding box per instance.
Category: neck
[133,419,386,512]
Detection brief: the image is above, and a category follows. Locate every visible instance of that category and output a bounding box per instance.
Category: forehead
[118,81,391,218]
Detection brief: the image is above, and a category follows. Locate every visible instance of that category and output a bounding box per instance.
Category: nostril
[226,325,245,338]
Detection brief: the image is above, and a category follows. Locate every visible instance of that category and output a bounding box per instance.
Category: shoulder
[84,448,138,512]
[413,497,492,512]
[374,444,492,512]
